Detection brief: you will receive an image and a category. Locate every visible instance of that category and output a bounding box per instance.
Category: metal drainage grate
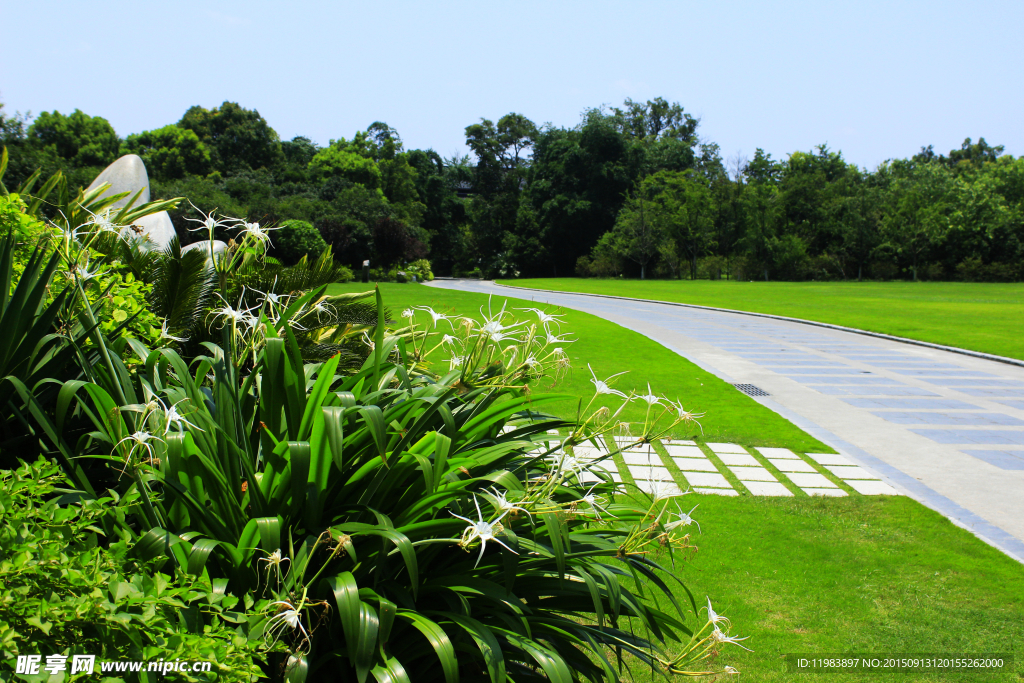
[734,383,770,397]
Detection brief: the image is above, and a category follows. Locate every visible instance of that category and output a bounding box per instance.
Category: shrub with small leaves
[0,458,268,682]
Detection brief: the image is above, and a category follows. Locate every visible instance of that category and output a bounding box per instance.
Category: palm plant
[23,289,745,681]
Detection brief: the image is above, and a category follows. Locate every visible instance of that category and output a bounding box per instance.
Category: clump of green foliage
[0,457,267,681]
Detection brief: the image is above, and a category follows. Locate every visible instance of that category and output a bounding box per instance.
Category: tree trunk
[641,264,645,280]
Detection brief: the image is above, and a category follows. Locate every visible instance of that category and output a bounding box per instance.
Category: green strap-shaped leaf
[395,611,458,683]
[186,538,223,576]
[328,572,361,661]
[356,602,380,683]
[433,612,506,683]
[323,406,346,471]
[358,405,388,464]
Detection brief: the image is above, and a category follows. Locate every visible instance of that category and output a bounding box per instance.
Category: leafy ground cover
[326,282,831,452]
[498,279,1024,361]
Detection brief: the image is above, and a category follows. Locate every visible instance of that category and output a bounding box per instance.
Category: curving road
[427,278,1024,563]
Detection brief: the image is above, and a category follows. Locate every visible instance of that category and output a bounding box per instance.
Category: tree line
[2,98,1021,281]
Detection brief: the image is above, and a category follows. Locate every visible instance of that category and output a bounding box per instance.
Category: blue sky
[1,0,1018,171]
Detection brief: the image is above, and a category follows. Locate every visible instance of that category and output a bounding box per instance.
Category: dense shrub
[273,219,328,264]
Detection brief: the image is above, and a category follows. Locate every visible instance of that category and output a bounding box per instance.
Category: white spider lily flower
[258,548,290,588]
[666,503,701,534]
[667,399,707,433]
[556,450,597,482]
[68,258,104,282]
[208,293,256,327]
[724,666,740,675]
[159,398,203,435]
[516,307,566,328]
[580,482,616,521]
[711,626,752,652]
[588,364,628,398]
[81,207,136,242]
[451,495,518,568]
[115,430,162,460]
[361,330,375,350]
[401,308,415,319]
[264,600,309,648]
[236,220,278,247]
[486,487,533,520]
[522,355,541,371]
[703,597,730,627]
[634,382,663,407]
[252,287,290,308]
[159,321,189,343]
[543,325,574,346]
[185,204,238,235]
[440,334,460,349]
[449,356,464,370]
[417,306,454,329]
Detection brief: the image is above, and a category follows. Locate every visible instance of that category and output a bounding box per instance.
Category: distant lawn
[631,493,1024,682]
[327,282,830,451]
[497,279,1024,361]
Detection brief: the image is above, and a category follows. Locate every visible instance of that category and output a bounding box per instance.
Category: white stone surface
[664,445,706,458]
[846,480,900,495]
[785,472,837,488]
[635,480,685,497]
[806,453,855,466]
[662,439,697,446]
[622,452,664,466]
[706,442,747,454]
[729,466,777,482]
[181,240,228,260]
[802,488,848,497]
[768,458,817,473]
[717,453,760,467]
[87,154,150,210]
[755,447,801,459]
[614,436,645,450]
[743,481,794,496]
[680,472,732,488]
[671,458,719,472]
[135,210,177,250]
[695,487,739,496]
[627,465,673,481]
[825,465,877,480]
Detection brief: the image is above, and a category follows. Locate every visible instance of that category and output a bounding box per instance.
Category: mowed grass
[498,279,1024,361]
[624,493,1024,683]
[326,282,830,451]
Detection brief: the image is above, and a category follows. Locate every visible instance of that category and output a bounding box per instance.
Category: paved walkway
[427,279,1024,562]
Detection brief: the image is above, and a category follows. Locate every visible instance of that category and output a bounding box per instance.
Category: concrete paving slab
[844,398,982,410]
[663,445,706,458]
[803,488,848,497]
[634,481,686,497]
[662,439,697,446]
[695,487,740,496]
[755,447,801,459]
[429,280,1024,562]
[717,453,761,466]
[768,458,817,472]
[846,480,901,495]
[872,412,1024,426]
[622,452,666,465]
[911,429,1024,445]
[627,465,673,481]
[672,458,720,472]
[957,388,1024,398]
[787,375,905,385]
[786,472,838,488]
[706,442,747,453]
[680,472,732,488]
[825,465,878,479]
[961,450,1024,470]
[743,481,794,496]
[728,466,777,482]
[806,453,856,466]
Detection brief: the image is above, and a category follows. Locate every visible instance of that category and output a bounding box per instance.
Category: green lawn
[327,282,830,451]
[497,279,1024,361]
[632,493,1024,682]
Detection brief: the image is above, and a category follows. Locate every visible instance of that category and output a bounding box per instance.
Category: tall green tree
[27,109,120,168]
[120,125,212,180]
[178,102,283,174]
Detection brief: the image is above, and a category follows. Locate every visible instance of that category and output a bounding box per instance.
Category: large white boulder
[134,210,177,251]
[87,154,150,209]
[181,239,228,262]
